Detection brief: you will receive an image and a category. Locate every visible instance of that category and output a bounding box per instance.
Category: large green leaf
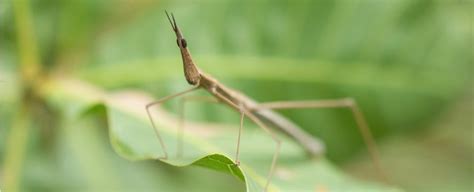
[43,78,401,192]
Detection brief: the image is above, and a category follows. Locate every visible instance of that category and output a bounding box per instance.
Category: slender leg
[177,96,219,158]
[145,86,198,160]
[250,98,389,183]
[211,91,280,192]
[245,110,281,191]
[234,105,245,166]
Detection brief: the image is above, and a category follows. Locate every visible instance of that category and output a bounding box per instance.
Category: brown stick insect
[146,11,387,191]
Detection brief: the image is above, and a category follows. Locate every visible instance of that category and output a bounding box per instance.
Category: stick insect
[146,11,387,191]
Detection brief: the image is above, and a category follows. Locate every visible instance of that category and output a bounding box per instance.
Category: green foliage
[42,79,399,192]
[0,0,471,191]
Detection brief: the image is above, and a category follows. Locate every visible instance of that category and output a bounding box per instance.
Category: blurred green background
[0,0,472,191]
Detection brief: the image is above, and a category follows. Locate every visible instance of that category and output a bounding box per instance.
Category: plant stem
[2,0,42,191]
[2,105,30,192]
[13,0,41,83]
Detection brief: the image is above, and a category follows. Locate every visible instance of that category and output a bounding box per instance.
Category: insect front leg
[145,86,198,160]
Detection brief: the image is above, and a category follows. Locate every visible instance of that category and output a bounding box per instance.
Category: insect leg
[244,110,281,192]
[145,86,198,160]
[250,98,389,183]
[212,92,281,192]
[234,104,245,166]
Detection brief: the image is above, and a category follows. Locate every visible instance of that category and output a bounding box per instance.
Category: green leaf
[44,78,401,192]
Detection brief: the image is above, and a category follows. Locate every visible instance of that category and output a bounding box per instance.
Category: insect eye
[176,38,188,48]
[181,38,187,48]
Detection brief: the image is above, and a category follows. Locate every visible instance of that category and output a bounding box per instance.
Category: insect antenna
[165,10,177,32]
